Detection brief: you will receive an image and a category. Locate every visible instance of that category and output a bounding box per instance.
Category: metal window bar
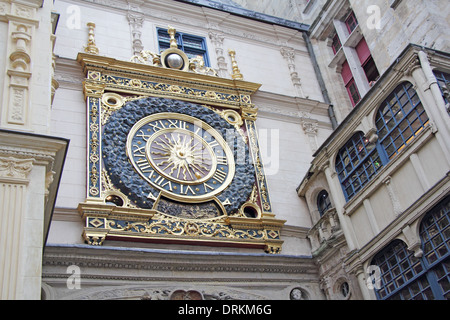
[376,82,429,160]
[335,132,383,201]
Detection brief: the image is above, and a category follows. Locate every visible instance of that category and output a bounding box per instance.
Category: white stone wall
[349,0,450,73]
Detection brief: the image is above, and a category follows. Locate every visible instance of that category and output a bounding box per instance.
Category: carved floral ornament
[0,156,34,180]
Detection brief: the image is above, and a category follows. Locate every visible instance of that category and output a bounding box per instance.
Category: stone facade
[0,0,448,300]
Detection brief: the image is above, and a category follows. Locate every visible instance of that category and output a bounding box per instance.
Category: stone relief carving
[0,156,34,180]
[280,46,306,98]
[54,285,270,300]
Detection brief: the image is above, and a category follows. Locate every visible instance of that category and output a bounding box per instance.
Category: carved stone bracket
[383,176,402,216]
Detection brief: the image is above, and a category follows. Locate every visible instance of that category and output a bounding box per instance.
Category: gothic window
[375,82,429,160]
[157,28,210,66]
[317,190,332,216]
[372,197,450,300]
[433,70,450,104]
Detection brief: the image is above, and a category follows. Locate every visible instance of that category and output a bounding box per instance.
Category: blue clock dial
[127,113,235,202]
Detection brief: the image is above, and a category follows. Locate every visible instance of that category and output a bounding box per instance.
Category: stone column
[411,58,450,166]
[322,162,357,250]
[0,131,68,300]
[0,156,34,299]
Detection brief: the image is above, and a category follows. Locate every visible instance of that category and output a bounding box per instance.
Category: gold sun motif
[149,132,213,182]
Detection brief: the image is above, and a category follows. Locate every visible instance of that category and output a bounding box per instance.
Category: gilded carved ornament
[84,22,99,55]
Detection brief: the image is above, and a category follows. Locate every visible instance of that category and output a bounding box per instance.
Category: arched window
[375,82,429,160]
[419,197,449,299]
[372,197,449,300]
[433,70,450,104]
[372,240,428,300]
[317,190,332,216]
[335,132,383,201]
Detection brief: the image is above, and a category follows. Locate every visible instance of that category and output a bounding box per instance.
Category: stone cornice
[74,0,308,50]
[43,244,318,277]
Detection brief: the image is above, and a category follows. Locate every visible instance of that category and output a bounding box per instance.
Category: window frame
[331,32,342,55]
[345,11,358,34]
[335,132,384,201]
[317,190,332,216]
[346,78,361,107]
[375,82,429,160]
[372,197,450,300]
[433,70,450,104]
[157,28,211,67]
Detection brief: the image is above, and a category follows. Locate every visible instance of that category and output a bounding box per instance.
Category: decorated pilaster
[0,0,41,129]
[209,32,228,78]
[0,130,68,300]
[280,46,306,98]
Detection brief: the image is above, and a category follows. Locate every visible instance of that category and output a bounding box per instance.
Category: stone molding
[43,244,318,276]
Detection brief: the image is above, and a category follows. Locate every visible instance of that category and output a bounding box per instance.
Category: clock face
[126,113,235,202]
[102,97,256,215]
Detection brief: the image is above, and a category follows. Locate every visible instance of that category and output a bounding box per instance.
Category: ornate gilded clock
[78,28,285,253]
[102,97,255,217]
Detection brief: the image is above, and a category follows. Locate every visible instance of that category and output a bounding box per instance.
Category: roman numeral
[136,159,153,173]
[203,182,215,192]
[149,120,166,132]
[216,156,228,165]
[133,145,146,157]
[153,175,174,192]
[212,169,227,183]
[208,140,219,148]
[137,130,152,141]
[168,119,187,129]
[180,184,196,195]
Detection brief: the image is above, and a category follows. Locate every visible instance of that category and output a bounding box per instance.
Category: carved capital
[300,118,318,135]
[208,32,224,47]
[0,156,34,180]
[280,46,295,63]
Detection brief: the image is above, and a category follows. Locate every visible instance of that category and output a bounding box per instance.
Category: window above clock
[157,28,211,67]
